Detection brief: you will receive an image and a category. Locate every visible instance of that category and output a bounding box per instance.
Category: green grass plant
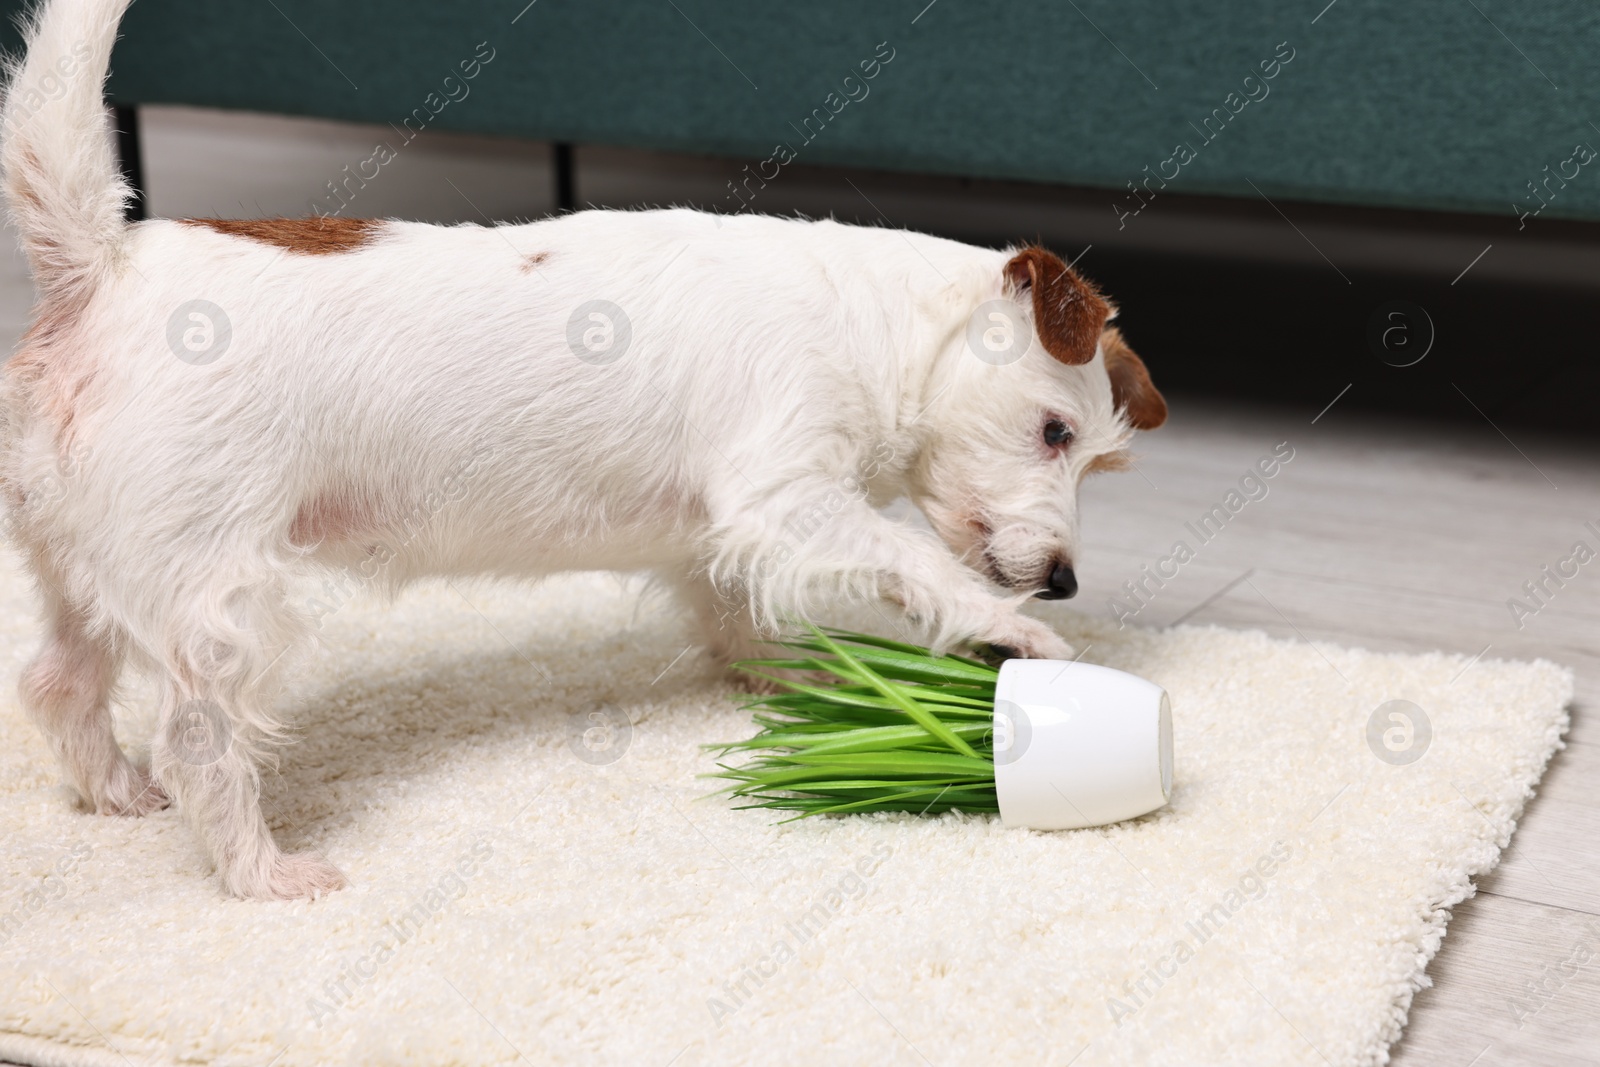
[705,626,1003,819]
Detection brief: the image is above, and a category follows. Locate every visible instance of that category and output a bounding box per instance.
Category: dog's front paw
[235,851,348,901]
[979,613,1075,662]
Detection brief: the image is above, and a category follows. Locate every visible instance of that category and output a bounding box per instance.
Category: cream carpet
[0,555,1572,1067]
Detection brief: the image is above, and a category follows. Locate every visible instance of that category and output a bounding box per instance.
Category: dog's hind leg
[144,566,346,900]
[20,589,166,816]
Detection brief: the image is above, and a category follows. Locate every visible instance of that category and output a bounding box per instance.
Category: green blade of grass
[719,778,992,794]
[812,628,1001,672]
[778,641,999,686]
[713,761,990,788]
[735,675,939,714]
[707,721,991,756]
[747,686,993,718]
[813,628,935,656]
[766,787,997,817]
[773,751,992,775]
[802,626,981,759]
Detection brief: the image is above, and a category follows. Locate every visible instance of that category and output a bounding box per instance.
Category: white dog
[0,0,1165,898]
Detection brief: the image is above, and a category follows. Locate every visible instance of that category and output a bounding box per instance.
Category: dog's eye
[1043,420,1073,447]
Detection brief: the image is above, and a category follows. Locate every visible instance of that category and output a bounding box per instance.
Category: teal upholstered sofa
[3,0,1598,223]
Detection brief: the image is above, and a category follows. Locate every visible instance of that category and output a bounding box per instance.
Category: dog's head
[911,246,1165,599]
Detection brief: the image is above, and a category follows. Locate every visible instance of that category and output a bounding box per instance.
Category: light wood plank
[1391,894,1600,1067]
[1477,751,1600,918]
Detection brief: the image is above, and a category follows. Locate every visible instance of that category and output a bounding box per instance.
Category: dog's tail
[1,0,135,301]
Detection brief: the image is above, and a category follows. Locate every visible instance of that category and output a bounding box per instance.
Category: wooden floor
[0,109,1595,1067]
[1074,396,1600,1066]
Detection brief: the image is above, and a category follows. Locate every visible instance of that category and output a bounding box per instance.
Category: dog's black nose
[1036,562,1078,600]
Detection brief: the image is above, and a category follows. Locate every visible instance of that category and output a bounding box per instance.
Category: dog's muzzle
[1034,562,1078,600]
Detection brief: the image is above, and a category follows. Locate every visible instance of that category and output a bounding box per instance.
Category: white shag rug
[0,555,1572,1067]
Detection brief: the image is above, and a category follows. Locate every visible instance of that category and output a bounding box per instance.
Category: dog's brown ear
[1003,246,1111,366]
[1101,326,1167,430]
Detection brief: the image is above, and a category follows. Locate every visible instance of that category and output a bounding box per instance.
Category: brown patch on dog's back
[1101,327,1167,431]
[179,216,382,255]
[520,251,550,272]
[1004,246,1111,366]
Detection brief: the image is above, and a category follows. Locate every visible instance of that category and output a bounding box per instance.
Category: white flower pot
[993,659,1173,830]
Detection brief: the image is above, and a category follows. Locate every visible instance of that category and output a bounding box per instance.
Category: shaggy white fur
[1,0,1167,901]
[0,554,1570,1067]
